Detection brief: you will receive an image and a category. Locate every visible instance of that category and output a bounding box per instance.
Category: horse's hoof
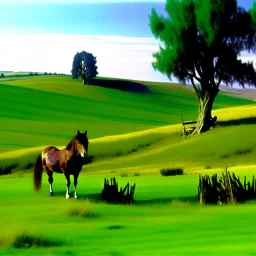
[74,195,78,199]
[66,194,70,199]
[49,192,53,197]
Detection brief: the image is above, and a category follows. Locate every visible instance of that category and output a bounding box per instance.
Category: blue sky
[0,0,254,82]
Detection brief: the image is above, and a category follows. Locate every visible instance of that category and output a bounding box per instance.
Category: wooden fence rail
[198,167,256,204]
[101,177,136,204]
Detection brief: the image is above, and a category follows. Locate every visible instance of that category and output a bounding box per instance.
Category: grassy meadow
[1,75,256,255]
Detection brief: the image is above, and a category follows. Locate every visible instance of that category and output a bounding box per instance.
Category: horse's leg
[74,174,79,199]
[65,174,71,199]
[47,171,54,197]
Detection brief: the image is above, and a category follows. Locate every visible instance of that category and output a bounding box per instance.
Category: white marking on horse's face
[80,149,87,158]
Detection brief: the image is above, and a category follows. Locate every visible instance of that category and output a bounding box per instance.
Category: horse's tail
[34,154,43,191]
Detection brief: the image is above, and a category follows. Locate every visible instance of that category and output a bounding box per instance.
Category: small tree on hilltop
[0,73,5,78]
[149,0,256,134]
[71,51,98,85]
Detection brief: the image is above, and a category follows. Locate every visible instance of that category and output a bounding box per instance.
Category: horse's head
[75,130,89,157]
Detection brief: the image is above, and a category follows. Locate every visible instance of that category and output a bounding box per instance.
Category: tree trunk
[194,88,219,134]
[87,76,92,85]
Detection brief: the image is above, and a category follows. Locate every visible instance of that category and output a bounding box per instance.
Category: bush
[0,163,18,175]
[160,168,184,176]
[12,233,62,248]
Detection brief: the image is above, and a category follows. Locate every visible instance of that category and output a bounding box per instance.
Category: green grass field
[1,75,256,255]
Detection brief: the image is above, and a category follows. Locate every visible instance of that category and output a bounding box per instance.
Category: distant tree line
[0,72,63,79]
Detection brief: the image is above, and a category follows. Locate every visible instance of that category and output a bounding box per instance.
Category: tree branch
[216,70,222,87]
[189,74,201,98]
[195,60,203,78]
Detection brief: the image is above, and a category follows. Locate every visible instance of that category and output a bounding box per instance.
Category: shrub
[0,163,18,175]
[22,162,34,170]
[107,225,125,230]
[234,148,252,155]
[12,233,62,248]
[120,172,128,177]
[133,172,140,176]
[160,168,184,176]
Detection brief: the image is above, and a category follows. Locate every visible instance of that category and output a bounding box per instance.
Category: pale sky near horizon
[0,0,165,3]
[0,0,254,83]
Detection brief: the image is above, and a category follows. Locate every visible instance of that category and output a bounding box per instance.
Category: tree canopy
[149,0,256,133]
[71,51,98,85]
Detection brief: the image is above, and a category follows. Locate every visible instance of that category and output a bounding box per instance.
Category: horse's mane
[66,136,77,151]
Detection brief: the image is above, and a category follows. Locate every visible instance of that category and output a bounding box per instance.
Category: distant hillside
[0,75,254,153]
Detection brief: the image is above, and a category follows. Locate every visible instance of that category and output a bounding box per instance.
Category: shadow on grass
[218,117,256,126]
[91,78,150,93]
[54,192,198,205]
[133,195,198,205]
[53,192,102,202]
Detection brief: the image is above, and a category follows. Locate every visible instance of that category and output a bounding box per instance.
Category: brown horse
[33,130,89,199]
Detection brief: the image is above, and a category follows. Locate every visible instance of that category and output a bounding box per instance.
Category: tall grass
[1,76,256,255]
[1,174,256,255]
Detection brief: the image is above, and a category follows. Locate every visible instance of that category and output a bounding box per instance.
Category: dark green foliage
[234,148,252,155]
[219,154,230,159]
[250,2,256,30]
[160,168,184,176]
[71,51,98,85]
[149,0,256,133]
[0,163,18,175]
[107,225,126,230]
[0,73,5,78]
[22,162,34,170]
[12,233,62,248]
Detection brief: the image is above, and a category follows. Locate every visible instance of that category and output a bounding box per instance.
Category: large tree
[250,1,256,29]
[71,51,98,85]
[149,0,256,134]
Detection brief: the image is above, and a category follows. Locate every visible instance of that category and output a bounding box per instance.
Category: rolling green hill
[0,75,253,154]
[0,75,256,175]
[1,75,256,256]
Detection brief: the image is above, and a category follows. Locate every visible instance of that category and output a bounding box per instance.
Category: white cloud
[3,32,254,84]
[0,32,170,82]
[239,54,256,66]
